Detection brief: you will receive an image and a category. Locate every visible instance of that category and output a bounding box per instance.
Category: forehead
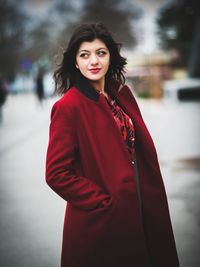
[78,38,108,52]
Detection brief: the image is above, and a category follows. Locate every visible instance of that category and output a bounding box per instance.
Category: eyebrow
[79,47,108,53]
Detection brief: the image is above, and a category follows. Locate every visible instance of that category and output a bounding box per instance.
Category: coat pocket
[88,196,115,214]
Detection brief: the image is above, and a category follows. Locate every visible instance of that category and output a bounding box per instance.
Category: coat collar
[74,73,100,101]
[74,73,122,102]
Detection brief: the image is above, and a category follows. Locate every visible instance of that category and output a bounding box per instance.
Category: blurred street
[0,93,200,267]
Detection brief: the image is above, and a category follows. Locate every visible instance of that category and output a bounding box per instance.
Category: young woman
[45,22,180,267]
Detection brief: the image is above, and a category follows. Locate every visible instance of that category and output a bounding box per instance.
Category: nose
[90,53,99,65]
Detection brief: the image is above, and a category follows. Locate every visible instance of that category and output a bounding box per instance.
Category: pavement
[0,93,200,267]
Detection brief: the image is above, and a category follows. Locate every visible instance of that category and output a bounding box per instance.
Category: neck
[89,79,109,99]
[89,78,105,93]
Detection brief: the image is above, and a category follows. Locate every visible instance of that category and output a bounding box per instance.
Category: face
[75,38,110,85]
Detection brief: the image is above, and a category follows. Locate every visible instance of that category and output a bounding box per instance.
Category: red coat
[46,76,179,267]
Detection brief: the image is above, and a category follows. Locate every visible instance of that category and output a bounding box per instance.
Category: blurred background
[0,0,200,266]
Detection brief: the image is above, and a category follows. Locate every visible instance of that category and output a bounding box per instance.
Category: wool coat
[45,75,180,267]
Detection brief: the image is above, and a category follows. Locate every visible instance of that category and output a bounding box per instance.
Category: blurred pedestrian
[45,22,180,267]
[35,69,45,104]
[0,77,8,123]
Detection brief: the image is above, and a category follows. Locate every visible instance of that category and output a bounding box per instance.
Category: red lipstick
[89,68,101,74]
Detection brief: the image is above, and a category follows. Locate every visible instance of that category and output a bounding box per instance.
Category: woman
[45,22,180,267]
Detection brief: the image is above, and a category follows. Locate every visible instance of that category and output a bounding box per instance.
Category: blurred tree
[157,0,200,77]
[23,19,54,64]
[75,0,142,48]
[0,0,28,79]
[49,0,81,42]
[20,0,77,72]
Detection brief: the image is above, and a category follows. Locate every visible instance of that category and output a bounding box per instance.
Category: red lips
[89,68,101,74]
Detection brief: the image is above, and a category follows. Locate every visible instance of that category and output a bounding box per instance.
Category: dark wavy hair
[54,22,127,95]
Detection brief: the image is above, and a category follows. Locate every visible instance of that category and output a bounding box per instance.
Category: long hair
[54,22,127,95]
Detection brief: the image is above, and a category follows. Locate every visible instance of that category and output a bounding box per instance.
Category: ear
[75,63,79,69]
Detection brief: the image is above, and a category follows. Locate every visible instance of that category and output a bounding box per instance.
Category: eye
[97,50,107,57]
[79,53,89,59]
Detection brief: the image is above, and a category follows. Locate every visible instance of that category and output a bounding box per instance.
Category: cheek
[76,56,86,68]
[105,55,110,66]
[103,58,110,71]
[76,60,86,71]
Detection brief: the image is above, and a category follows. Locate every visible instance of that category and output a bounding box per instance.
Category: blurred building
[125,50,187,98]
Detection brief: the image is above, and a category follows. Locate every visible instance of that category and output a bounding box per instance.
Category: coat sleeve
[45,100,112,211]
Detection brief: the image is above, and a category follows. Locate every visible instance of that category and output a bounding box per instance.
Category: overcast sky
[133,0,170,52]
[24,0,170,53]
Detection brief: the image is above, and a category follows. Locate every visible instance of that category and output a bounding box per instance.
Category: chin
[87,75,103,81]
